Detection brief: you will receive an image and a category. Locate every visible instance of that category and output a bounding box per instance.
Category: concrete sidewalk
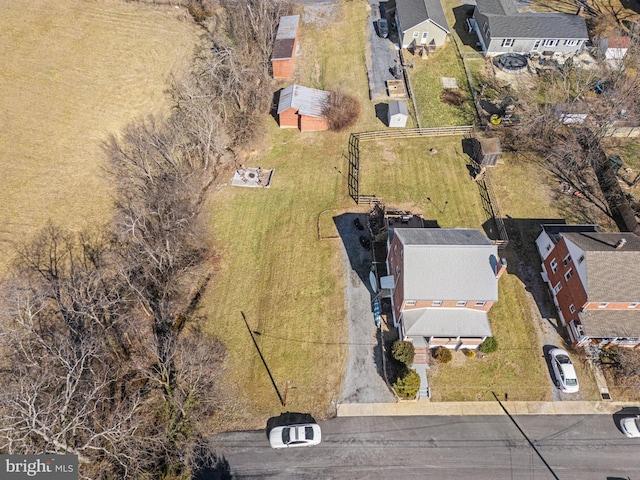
[337,400,638,417]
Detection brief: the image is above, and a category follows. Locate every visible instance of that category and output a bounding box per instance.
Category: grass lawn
[430,273,551,401]
[408,42,478,127]
[0,0,198,250]
[202,0,374,431]
[358,136,488,229]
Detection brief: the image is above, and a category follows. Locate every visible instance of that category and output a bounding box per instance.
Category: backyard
[201,0,379,431]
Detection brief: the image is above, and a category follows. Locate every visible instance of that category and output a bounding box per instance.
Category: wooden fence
[354,126,474,142]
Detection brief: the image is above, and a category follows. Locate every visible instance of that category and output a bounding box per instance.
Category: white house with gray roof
[386,228,506,359]
[472,0,589,56]
[395,0,450,50]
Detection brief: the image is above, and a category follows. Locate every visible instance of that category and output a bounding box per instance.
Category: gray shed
[473,137,502,167]
[388,101,409,128]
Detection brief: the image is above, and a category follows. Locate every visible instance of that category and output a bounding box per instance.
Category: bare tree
[497,45,640,229]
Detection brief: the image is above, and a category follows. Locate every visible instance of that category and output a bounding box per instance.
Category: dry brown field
[0,0,198,250]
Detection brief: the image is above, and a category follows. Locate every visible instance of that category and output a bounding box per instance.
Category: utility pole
[492,392,560,480]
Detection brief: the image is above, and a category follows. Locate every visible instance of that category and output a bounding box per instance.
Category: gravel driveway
[336,213,395,404]
[365,0,403,101]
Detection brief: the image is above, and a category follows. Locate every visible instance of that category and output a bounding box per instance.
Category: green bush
[433,346,453,363]
[478,336,498,354]
[463,348,476,358]
[391,340,415,366]
[393,368,421,400]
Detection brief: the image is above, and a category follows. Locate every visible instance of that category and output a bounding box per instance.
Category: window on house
[553,282,562,294]
[396,265,400,275]
[456,301,467,307]
[546,243,552,251]
[578,254,585,264]
[550,259,558,273]
[432,301,442,306]
[563,254,572,266]
[629,303,640,309]
[543,39,559,47]
[569,304,576,313]
[599,302,609,308]
[413,31,420,38]
[483,22,489,33]
[475,301,486,307]
[406,300,417,306]
[394,245,397,255]
[400,250,404,260]
[564,268,573,281]
[564,39,579,46]
[501,38,514,47]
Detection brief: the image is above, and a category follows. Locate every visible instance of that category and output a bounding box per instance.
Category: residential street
[212,414,640,479]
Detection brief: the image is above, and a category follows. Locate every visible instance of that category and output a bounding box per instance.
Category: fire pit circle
[497,53,528,73]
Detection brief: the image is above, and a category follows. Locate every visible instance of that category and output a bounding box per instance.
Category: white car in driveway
[621,415,640,438]
[548,348,579,393]
[269,423,321,449]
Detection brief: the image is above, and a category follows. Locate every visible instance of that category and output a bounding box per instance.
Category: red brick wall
[403,300,494,311]
[542,238,587,325]
[272,58,294,78]
[300,115,329,132]
[388,234,404,323]
[279,109,299,128]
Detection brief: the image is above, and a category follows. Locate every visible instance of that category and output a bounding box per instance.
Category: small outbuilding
[271,15,300,79]
[473,137,502,167]
[600,36,629,62]
[388,101,409,128]
[277,84,330,132]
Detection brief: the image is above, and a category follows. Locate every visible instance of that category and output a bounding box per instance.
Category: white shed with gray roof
[387,101,409,128]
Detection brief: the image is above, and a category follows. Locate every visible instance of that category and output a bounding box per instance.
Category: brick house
[277,84,330,132]
[536,224,640,347]
[271,15,300,79]
[386,228,506,364]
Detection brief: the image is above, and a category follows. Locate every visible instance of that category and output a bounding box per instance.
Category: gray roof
[272,15,300,60]
[475,0,588,40]
[475,0,519,16]
[581,309,640,338]
[396,0,450,34]
[541,223,601,244]
[277,85,330,118]
[393,228,499,301]
[389,101,409,118]
[404,308,492,337]
[489,14,588,40]
[563,232,640,302]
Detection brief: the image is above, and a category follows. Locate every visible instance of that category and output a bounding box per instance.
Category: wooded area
[0,1,293,478]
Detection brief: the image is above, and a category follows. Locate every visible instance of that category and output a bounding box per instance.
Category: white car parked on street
[548,348,579,393]
[621,415,640,438]
[269,423,321,449]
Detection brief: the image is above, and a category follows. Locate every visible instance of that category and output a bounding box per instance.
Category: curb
[336,400,639,417]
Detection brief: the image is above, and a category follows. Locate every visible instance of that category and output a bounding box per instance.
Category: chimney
[615,238,627,249]
[576,5,584,15]
[496,258,508,279]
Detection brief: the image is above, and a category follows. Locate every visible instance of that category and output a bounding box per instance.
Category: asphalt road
[212,414,640,479]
